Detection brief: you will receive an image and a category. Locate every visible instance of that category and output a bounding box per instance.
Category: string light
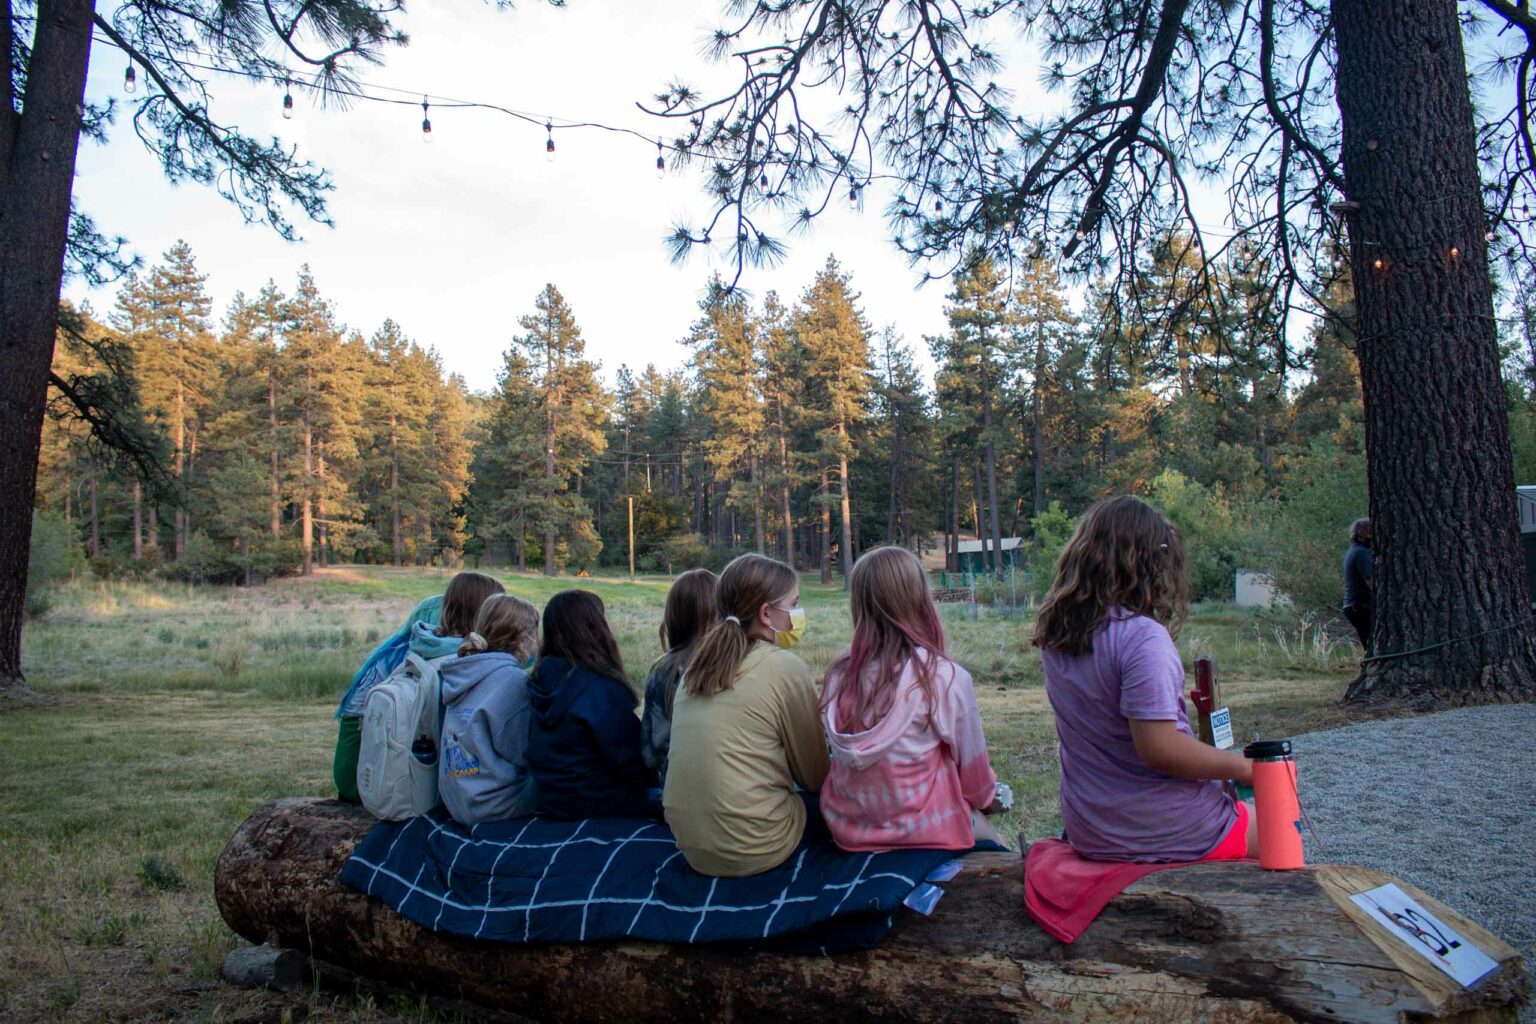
[655,140,666,178]
[1486,228,1496,241]
[545,121,556,162]
[1002,218,1015,234]
[282,84,293,120]
[1373,257,1385,271]
[421,97,432,143]
[124,65,136,94]
[759,171,769,190]
[1449,245,1460,260]
[848,184,859,208]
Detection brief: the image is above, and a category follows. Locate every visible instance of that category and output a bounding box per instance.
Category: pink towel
[1023,838,1191,943]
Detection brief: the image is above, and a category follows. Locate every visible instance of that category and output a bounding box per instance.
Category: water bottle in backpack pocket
[357,652,444,821]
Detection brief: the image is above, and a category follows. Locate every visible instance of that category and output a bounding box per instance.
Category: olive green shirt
[663,643,831,877]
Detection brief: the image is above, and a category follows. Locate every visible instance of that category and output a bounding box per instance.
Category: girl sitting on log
[641,568,719,785]
[526,590,654,819]
[332,571,505,802]
[1032,496,1256,863]
[438,594,542,825]
[819,546,1005,851]
[664,554,830,877]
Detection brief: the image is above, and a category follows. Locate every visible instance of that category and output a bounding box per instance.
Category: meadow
[0,566,1366,1023]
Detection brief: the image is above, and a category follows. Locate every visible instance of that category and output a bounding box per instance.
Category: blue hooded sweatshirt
[526,655,653,819]
[438,651,538,825]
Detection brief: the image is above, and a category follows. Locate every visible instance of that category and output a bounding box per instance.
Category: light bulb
[1486,229,1496,242]
[1003,218,1015,234]
[282,91,293,120]
[1373,257,1385,271]
[759,172,769,190]
[545,121,556,162]
[421,98,432,143]
[848,185,859,208]
[656,142,666,179]
[124,65,137,94]
[1449,245,1460,260]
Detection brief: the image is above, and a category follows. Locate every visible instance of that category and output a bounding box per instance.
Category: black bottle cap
[1243,739,1292,760]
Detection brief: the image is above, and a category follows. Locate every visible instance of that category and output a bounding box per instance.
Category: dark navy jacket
[526,655,653,818]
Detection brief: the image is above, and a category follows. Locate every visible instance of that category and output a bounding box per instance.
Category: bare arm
[1129,720,1253,785]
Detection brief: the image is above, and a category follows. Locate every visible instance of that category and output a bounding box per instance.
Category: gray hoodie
[437,651,537,825]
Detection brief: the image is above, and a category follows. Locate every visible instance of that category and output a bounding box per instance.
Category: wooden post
[627,495,635,581]
[1191,655,1221,746]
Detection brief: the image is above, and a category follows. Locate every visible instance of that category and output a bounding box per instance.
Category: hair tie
[467,631,488,652]
[725,615,742,626]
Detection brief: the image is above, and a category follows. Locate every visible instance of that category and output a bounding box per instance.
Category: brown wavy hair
[1031,495,1189,656]
[685,553,796,699]
[437,571,506,638]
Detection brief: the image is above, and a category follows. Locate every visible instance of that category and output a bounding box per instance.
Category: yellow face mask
[773,605,806,650]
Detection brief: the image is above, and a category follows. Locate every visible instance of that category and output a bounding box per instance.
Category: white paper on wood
[1348,883,1498,988]
[1209,707,1234,749]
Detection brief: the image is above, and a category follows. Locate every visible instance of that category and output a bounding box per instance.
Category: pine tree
[1010,256,1079,518]
[687,278,767,554]
[795,256,872,585]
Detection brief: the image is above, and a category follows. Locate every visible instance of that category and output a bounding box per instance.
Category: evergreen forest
[34,239,1536,616]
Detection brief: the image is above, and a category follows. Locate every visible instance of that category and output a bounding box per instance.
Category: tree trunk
[88,472,99,558]
[269,366,282,541]
[949,457,960,572]
[750,449,765,554]
[819,467,832,585]
[837,421,853,585]
[215,799,1527,1024]
[390,409,403,568]
[1333,0,1536,702]
[301,416,314,576]
[981,367,1004,577]
[173,376,186,561]
[132,481,143,560]
[0,0,94,683]
[971,461,986,568]
[1032,321,1047,518]
[777,399,795,568]
[318,449,329,570]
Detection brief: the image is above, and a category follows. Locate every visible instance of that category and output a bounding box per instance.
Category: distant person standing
[1342,518,1373,653]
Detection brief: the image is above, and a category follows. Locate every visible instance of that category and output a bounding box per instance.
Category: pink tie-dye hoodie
[819,652,998,852]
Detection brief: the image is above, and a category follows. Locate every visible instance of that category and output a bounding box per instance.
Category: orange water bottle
[1243,739,1304,870]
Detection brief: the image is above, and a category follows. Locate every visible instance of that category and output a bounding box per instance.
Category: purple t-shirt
[1041,612,1236,863]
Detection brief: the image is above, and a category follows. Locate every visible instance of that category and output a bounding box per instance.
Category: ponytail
[685,553,796,698]
[685,619,754,698]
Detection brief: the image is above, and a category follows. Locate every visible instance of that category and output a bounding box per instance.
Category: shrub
[1025,501,1076,600]
[1147,470,1267,603]
[1262,438,1368,614]
[25,510,82,618]
[662,533,712,574]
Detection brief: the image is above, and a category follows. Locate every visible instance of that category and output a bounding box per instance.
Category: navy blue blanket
[340,808,977,953]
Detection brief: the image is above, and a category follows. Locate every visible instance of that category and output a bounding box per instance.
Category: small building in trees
[954,537,1023,573]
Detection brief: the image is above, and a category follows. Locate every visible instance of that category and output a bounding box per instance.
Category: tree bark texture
[216,800,1527,1024]
[0,0,94,682]
[819,468,832,584]
[837,422,853,585]
[1333,0,1536,702]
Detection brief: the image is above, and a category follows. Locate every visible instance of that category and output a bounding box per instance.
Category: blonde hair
[458,593,539,659]
[824,546,947,732]
[1031,495,1189,656]
[685,553,796,698]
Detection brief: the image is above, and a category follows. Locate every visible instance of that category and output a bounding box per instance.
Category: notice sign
[1209,707,1234,749]
[1349,883,1498,988]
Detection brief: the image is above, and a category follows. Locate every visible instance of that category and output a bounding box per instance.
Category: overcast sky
[66,3,1216,393]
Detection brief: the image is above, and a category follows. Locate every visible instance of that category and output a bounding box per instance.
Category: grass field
[1,566,1367,1022]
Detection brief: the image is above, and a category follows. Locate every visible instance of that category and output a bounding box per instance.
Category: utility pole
[628,494,636,581]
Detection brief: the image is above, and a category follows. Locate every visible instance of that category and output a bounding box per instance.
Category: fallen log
[215,798,1527,1023]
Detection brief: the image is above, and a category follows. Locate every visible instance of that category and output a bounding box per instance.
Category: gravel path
[1290,705,1536,1020]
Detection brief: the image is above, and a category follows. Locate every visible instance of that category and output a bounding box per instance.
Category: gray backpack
[357,652,443,821]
